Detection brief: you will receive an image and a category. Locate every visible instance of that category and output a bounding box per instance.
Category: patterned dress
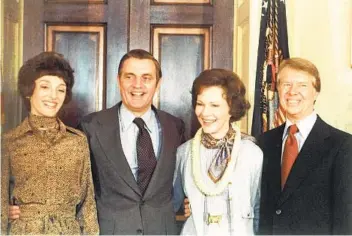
[1,115,99,235]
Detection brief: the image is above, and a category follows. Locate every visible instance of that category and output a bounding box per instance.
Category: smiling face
[277,67,319,122]
[30,75,67,117]
[118,58,161,117]
[195,86,231,139]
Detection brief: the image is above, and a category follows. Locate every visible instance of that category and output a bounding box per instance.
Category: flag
[251,0,290,137]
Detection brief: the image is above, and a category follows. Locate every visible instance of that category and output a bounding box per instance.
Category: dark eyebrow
[123,72,154,78]
[38,79,66,87]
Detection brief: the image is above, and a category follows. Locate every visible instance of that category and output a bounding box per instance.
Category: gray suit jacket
[258,116,352,235]
[79,103,185,235]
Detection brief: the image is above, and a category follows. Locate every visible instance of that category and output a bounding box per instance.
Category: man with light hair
[258,57,352,235]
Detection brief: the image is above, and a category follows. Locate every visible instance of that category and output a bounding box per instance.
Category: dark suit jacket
[79,103,185,235]
[258,116,352,235]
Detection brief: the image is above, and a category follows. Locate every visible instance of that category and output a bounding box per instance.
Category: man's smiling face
[277,67,319,122]
[118,58,161,117]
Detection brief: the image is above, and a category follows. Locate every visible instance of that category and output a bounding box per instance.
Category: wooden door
[23,0,234,140]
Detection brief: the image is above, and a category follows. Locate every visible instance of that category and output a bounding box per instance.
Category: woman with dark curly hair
[173,69,263,235]
[1,52,99,235]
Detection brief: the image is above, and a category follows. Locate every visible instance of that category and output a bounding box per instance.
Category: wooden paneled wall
[21,0,234,138]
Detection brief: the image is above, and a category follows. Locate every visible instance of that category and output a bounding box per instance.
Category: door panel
[23,0,127,110]
[22,0,234,137]
[152,27,211,140]
[46,24,106,127]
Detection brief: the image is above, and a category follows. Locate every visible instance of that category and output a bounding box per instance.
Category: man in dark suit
[79,49,185,235]
[258,57,352,235]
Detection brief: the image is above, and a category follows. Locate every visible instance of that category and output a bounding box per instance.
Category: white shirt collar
[283,111,317,140]
[119,103,153,132]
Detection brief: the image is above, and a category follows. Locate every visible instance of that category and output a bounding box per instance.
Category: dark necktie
[281,124,299,190]
[133,117,157,195]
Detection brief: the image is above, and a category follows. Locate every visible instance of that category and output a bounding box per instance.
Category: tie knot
[289,124,299,135]
[133,117,146,130]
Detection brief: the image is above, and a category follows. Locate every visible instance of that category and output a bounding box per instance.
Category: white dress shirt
[119,103,160,180]
[281,111,317,160]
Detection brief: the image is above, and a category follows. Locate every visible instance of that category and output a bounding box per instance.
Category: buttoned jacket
[258,116,352,235]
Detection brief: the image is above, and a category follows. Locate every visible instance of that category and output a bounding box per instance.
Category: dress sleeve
[1,140,10,234]
[76,136,99,235]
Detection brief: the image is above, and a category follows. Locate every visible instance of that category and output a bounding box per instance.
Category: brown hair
[278,57,321,92]
[118,49,162,82]
[18,51,74,110]
[191,68,250,122]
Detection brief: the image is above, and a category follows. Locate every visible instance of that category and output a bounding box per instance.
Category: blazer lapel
[95,104,141,196]
[278,116,330,206]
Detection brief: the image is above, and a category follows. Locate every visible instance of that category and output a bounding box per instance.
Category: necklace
[191,122,241,196]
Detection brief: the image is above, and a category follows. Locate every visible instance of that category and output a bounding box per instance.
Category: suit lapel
[95,103,141,196]
[264,125,285,205]
[278,116,330,206]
